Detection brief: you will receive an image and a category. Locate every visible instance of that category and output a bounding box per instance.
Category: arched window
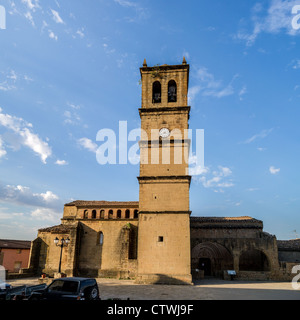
[117,210,122,219]
[92,210,97,219]
[125,209,130,219]
[152,81,161,103]
[168,80,177,102]
[109,210,114,219]
[134,210,138,219]
[98,232,104,245]
[100,210,105,219]
[84,210,88,219]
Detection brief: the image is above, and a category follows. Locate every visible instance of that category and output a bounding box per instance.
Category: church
[25,59,299,284]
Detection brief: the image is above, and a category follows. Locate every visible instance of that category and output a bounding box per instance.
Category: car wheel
[89,288,98,300]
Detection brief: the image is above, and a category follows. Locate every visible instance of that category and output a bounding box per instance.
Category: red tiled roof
[38,224,75,233]
[0,239,31,249]
[65,200,139,207]
[190,216,263,229]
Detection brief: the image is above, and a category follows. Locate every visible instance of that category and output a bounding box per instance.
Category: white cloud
[188,153,208,176]
[76,29,85,38]
[114,0,148,22]
[0,184,61,209]
[236,0,300,47]
[21,0,40,11]
[7,70,17,81]
[63,108,81,125]
[188,86,202,105]
[242,128,273,144]
[0,70,20,91]
[78,137,98,153]
[247,188,260,192]
[50,9,64,24]
[292,60,300,69]
[24,11,35,26]
[0,108,52,163]
[55,159,68,166]
[270,166,280,174]
[239,86,247,100]
[0,137,7,158]
[40,191,59,202]
[114,0,137,7]
[49,30,58,41]
[193,165,234,192]
[31,208,60,222]
[189,67,237,102]
[67,102,81,110]
[24,75,34,82]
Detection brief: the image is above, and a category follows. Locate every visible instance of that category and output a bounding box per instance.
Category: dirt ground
[7,277,300,300]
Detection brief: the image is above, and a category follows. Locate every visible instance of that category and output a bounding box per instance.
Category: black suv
[29,277,100,300]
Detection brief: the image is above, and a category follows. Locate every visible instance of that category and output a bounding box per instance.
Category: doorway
[199,258,211,276]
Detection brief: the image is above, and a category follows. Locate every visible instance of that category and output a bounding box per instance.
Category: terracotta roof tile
[65,200,139,207]
[0,239,31,249]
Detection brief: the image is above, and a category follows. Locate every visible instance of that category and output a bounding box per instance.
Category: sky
[0,0,299,241]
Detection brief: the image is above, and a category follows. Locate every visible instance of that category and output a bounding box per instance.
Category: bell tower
[136,58,192,284]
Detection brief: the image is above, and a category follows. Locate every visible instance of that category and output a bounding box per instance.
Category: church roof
[64,200,139,208]
[38,224,76,234]
[190,216,263,229]
[277,239,300,251]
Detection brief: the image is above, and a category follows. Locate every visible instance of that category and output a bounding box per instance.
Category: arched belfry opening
[152,81,161,103]
[168,80,177,102]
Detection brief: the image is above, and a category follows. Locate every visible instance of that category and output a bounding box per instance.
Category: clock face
[159,128,170,138]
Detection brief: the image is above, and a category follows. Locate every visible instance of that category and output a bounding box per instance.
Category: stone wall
[190,217,281,280]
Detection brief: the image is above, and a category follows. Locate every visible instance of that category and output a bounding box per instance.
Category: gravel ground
[6,277,300,300]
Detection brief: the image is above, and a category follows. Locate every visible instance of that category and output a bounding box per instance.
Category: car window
[48,280,79,294]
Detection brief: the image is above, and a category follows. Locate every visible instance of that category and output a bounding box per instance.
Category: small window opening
[99,232,104,245]
[84,210,88,219]
[100,210,105,219]
[158,236,164,242]
[125,209,130,219]
[117,210,122,219]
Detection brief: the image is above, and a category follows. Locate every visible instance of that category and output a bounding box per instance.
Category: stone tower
[136,58,192,284]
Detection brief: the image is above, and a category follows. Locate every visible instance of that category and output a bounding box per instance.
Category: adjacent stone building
[25,59,299,283]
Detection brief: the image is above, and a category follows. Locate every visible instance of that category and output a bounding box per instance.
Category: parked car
[28,277,100,300]
[0,281,12,300]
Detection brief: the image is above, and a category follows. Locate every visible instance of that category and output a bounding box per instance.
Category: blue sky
[0,0,299,240]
